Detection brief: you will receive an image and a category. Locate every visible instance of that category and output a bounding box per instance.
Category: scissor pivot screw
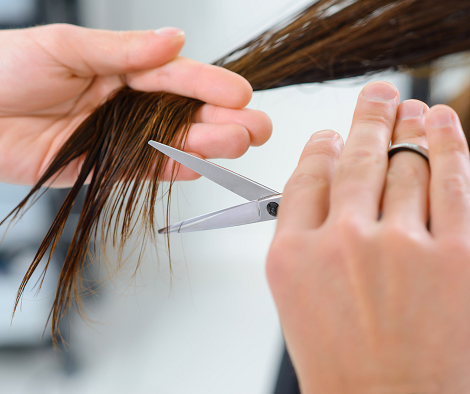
[267,202,279,217]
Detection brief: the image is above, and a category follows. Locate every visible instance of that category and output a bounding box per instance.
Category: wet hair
[449,80,470,143]
[2,89,204,343]
[216,0,470,89]
[3,0,470,344]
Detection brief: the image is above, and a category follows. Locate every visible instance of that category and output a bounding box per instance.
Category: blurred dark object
[0,0,78,29]
[37,0,79,25]
[410,65,432,106]
[412,76,431,105]
[273,345,300,394]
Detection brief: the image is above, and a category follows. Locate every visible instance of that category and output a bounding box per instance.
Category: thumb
[32,24,185,77]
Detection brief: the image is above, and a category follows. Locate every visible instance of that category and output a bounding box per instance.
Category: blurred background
[0,1,469,393]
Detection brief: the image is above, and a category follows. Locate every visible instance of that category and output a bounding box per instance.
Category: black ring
[388,143,429,162]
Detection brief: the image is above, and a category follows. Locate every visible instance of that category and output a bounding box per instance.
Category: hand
[0,24,271,187]
[267,81,470,393]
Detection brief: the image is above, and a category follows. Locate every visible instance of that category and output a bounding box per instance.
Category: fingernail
[154,27,185,37]
[427,106,453,128]
[363,82,397,101]
[397,100,426,120]
[310,130,338,141]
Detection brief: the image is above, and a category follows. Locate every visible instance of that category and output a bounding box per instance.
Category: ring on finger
[388,143,429,162]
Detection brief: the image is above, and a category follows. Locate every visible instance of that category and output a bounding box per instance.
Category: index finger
[126,57,253,109]
[277,130,343,231]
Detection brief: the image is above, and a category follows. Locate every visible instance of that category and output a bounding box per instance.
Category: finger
[426,105,470,236]
[330,81,399,221]
[277,130,343,231]
[381,100,430,228]
[183,123,251,159]
[126,57,252,108]
[163,122,252,180]
[161,154,203,181]
[194,104,272,146]
[31,24,186,77]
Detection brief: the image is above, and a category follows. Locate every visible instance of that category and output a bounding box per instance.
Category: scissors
[148,141,282,234]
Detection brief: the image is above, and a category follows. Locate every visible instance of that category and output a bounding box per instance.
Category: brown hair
[217,0,470,90]
[3,0,470,343]
[1,88,204,343]
[449,80,470,143]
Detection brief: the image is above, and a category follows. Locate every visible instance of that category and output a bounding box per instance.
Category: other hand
[0,24,271,186]
[267,81,470,393]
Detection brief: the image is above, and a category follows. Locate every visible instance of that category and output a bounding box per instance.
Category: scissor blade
[149,141,278,201]
[158,201,265,233]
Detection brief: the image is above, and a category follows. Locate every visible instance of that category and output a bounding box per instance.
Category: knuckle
[437,139,468,157]
[357,112,393,130]
[380,222,420,245]
[439,174,470,198]
[341,147,382,168]
[226,125,250,158]
[394,127,427,143]
[208,104,221,123]
[438,237,470,257]
[286,172,329,193]
[387,161,422,186]
[116,30,134,70]
[266,232,303,282]
[268,232,300,257]
[37,23,74,46]
[192,63,207,97]
[394,118,427,140]
[332,213,368,240]
[328,217,372,259]
[153,68,171,89]
[45,23,73,36]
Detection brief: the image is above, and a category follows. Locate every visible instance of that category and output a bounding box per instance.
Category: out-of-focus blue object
[0,0,35,24]
[149,141,283,233]
[0,184,57,347]
[0,247,58,347]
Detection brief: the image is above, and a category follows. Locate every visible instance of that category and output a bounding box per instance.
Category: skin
[267,81,470,393]
[0,24,272,187]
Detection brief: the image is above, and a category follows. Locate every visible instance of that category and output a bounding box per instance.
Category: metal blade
[149,141,278,201]
[158,201,263,233]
